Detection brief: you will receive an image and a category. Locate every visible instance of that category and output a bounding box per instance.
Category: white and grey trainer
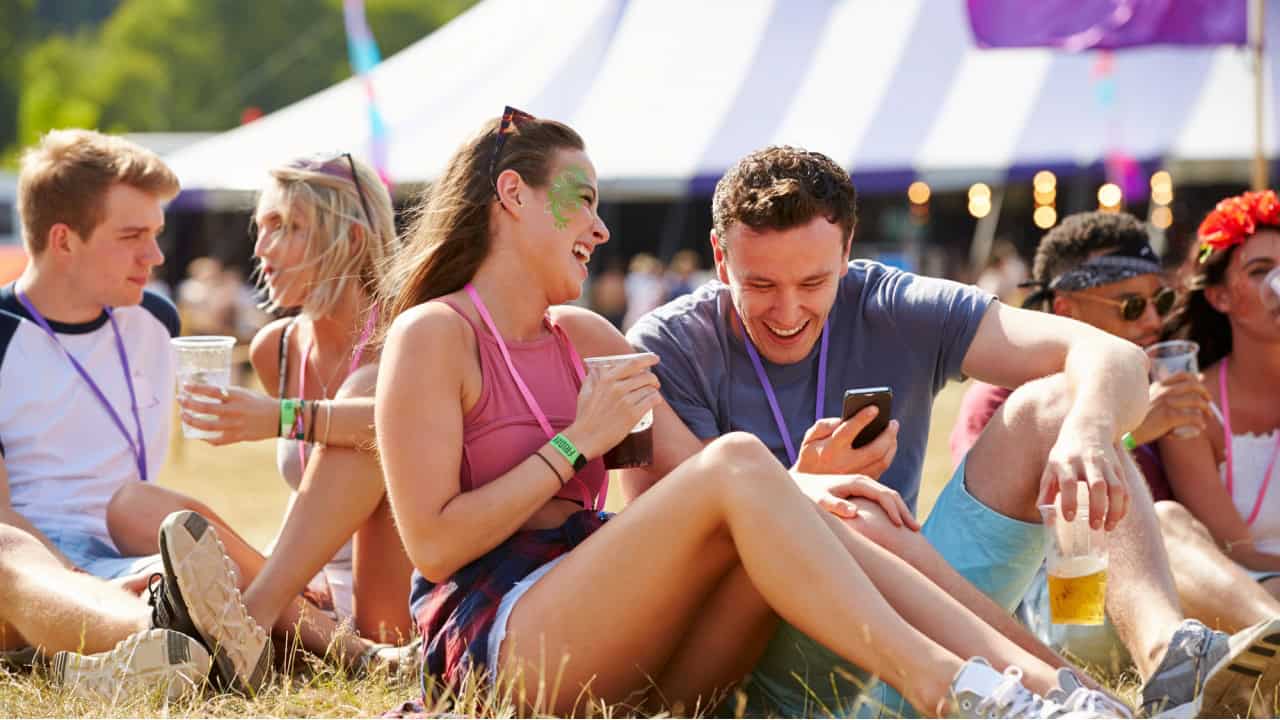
[52,628,211,701]
[949,657,1110,719]
[158,510,271,695]
[1141,617,1280,718]
[1050,667,1133,717]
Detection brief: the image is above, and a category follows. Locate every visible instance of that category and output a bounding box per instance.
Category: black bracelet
[305,400,317,444]
[532,449,567,486]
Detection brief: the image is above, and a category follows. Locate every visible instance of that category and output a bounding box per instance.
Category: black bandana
[1021,237,1162,309]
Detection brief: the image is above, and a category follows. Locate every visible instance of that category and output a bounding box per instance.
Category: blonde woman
[108,152,413,668]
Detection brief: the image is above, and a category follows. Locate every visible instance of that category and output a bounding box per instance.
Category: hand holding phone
[842,387,893,449]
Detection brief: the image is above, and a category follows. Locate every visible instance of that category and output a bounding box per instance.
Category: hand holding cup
[565,352,661,465]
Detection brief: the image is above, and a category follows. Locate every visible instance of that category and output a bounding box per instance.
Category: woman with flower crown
[1161,189,1280,600]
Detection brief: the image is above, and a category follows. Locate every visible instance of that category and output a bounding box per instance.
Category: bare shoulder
[549,305,631,357]
[387,300,472,360]
[249,317,295,394]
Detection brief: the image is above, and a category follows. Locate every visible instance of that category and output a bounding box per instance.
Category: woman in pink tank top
[376,110,1120,717]
[1163,190,1280,600]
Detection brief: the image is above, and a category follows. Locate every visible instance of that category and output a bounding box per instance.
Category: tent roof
[167,0,1280,199]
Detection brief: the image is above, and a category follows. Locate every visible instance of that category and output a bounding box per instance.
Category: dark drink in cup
[583,353,657,469]
[603,410,654,469]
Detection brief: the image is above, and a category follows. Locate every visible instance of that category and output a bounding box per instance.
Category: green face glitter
[545,166,591,230]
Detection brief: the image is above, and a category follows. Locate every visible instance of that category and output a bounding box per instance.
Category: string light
[1033,170,1057,193]
[1033,205,1057,229]
[1151,206,1173,229]
[907,181,931,205]
[1098,183,1123,209]
[969,197,991,219]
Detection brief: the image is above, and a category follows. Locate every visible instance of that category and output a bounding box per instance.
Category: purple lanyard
[736,309,829,466]
[17,293,148,481]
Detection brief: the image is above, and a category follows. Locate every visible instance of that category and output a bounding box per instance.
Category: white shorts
[486,555,566,674]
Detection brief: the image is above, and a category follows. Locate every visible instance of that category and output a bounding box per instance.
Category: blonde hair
[256,154,398,318]
[18,129,180,255]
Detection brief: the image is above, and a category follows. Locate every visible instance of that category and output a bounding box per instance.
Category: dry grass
[2,380,1118,718]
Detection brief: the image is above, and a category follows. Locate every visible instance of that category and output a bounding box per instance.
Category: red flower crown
[1197,189,1280,261]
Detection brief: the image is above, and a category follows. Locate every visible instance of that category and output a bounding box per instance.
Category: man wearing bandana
[628,148,1280,719]
[952,210,1280,688]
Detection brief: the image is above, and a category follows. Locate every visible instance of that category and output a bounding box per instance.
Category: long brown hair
[1166,242,1237,368]
[378,114,584,330]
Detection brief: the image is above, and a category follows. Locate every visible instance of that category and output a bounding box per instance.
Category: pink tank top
[436,297,606,506]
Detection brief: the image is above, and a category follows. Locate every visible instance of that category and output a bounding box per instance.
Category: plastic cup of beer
[171,336,235,440]
[583,352,656,469]
[1039,500,1108,625]
[1262,266,1280,320]
[1144,340,1201,438]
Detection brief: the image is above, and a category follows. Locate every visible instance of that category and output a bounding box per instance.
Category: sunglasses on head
[488,105,536,190]
[285,152,375,228]
[1068,286,1177,322]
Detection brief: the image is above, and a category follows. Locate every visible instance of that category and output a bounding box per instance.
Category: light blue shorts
[42,527,163,581]
[742,456,1047,718]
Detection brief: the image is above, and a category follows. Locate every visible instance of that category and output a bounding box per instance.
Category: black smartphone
[841,387,893,449]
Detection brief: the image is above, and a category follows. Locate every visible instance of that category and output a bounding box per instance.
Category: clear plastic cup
[1262,266,1280,320]
[1040,496,1108,626]
[171,336,235,440]
[1144,340,1201,438]
[583,352,657,469]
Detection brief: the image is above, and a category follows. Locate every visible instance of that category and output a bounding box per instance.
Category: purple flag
[967,0,1247,51]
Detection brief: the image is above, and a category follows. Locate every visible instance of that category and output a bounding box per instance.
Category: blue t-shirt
[627,260,993,511]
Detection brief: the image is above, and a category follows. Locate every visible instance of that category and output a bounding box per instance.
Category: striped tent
[166,0,1280,199]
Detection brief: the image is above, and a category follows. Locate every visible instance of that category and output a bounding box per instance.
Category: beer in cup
[583,352,656,469]
[171,335,235,440]
[1040,496,1108,626]
[1144,340,1201,438]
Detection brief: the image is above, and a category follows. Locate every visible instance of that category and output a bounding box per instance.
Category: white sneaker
[1051,667,1133,717]
[949,657,1111,718]
[158,510,271,694]
[52,628,211,701]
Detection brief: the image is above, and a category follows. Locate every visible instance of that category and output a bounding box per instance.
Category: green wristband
[549,433,587,473]
[280,398,300,438]
[1122,432,1138,451]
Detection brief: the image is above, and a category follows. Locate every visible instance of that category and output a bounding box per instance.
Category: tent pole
[1253,0,1268,190]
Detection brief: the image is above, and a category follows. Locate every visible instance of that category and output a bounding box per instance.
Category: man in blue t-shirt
[627,146,1280,718]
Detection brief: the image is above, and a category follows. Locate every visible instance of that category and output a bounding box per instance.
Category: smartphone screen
[842,387,893,449]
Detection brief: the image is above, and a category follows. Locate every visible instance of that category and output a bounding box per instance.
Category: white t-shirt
[0,283,179,544]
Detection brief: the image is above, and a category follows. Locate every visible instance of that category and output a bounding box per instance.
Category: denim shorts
[42,527,163,580]
[743,455,1048,718]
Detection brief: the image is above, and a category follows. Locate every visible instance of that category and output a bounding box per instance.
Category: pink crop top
[436,297,606,507]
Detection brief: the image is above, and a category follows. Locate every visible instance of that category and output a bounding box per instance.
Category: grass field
[0,382,972,717]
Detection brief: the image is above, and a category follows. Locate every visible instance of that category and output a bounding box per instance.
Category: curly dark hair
[711,146,857,248]
[1031,211,1149,284]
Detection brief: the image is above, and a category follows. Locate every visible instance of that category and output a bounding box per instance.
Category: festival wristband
[1121,432,1137,451]
[280,399,301,438]
[549,433,588,473]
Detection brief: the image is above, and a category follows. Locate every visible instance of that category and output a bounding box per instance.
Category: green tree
[13,0,475,150]
[0,0,37,153]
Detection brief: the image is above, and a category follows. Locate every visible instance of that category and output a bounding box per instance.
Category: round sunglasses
[1067,286,1177,322]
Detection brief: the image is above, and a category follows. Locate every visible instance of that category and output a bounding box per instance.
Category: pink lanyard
[295,306,378,470]
[463,283,601,510]
[1220,358,1280,526]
